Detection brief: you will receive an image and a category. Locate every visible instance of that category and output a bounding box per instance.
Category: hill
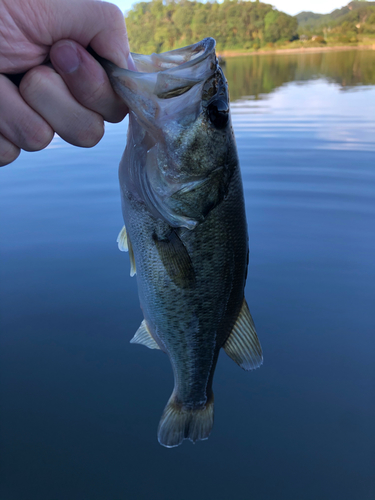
[125,0,298,54]
[296,12,323,26]
[296,1,375,43]
[297,1,375,30]
[125,0,375,55]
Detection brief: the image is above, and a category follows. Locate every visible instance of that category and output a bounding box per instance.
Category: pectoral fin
[153,230,195,288]
[130,320,160,350]
[117,226,136,277]
[224,299,263,370]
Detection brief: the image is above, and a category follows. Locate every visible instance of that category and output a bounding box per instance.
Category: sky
[110,0,351,16]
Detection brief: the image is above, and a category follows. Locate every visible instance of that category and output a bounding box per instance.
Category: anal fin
[224,299,263,370]
[130,319,160,350]
[117,225,136,277]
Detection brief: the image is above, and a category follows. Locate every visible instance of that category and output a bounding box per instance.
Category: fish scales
[124,160,247,403]
[100,38,263,447]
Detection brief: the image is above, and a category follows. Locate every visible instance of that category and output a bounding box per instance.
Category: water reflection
[224,50,375,101]
[230,80,375,153]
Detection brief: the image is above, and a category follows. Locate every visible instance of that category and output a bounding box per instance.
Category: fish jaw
[102,38,216,135]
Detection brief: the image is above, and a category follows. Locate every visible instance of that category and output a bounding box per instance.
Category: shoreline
[220,44,375,58]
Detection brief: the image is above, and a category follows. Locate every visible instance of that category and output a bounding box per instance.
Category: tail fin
[157,393,214,448]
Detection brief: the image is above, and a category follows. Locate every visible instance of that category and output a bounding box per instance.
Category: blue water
[1,62,375,498]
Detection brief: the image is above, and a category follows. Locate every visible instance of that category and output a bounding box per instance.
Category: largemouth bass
[102,38,262,447]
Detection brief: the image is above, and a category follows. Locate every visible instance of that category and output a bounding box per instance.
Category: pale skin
[0,0,132,166]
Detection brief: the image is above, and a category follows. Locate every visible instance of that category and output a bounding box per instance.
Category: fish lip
[92,37,217,79]
[129,37,216,75]
[97,38,218,116]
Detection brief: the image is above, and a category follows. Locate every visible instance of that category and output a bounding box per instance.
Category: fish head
[104,38,237,229]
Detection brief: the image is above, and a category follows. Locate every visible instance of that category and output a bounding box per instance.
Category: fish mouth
[131,37,216,75]
[98,38,219,126]
[100,39,228,230]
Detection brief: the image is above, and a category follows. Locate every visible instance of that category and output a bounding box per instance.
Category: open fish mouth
[112,37,216,95]
[98,38,231,230]
[98,38,220,130]
[131,37,216,74]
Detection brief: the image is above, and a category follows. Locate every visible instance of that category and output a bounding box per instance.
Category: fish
[101,38,263,447]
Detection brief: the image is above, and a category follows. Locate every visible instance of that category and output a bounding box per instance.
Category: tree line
[125,0,375,54]
[125,0,298,54]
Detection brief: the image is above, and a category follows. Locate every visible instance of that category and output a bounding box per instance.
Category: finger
[14,0,131,69]
[20,65,104,148]
[0,133,20,167]
[50,40,128,123]
[2,1,131,74]
[0,74,54,152]
[84,2,131,69]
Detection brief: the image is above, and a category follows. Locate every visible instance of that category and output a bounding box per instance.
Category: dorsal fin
[117,225,136,277]
[130,320,160,350]
[223,299,263,370]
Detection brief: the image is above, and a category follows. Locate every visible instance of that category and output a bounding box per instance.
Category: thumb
[79,1,131,68]
[26,0,131,68]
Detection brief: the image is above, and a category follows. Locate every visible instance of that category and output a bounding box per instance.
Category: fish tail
[157,392,214,448]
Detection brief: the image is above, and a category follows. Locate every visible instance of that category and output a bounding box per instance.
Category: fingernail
[53,41,80,74]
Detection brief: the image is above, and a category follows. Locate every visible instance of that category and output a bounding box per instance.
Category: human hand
[0,0,131,166]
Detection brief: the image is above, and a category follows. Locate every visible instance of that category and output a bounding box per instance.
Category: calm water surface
[1,51,375,499]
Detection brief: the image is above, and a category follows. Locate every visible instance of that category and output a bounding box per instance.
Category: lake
[1,49,374,499]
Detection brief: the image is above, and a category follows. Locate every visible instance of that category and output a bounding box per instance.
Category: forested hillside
[297,1,375,42]
[125,0,375,54]
[125,0,298,53]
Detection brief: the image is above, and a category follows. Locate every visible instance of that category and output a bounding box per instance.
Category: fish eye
[207,99,229,129]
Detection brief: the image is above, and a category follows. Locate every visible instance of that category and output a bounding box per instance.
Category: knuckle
[103,2,124,22]
[62,115,104,148]
[80,81,106,109]
[19,66,52,100]
[21,121,54,152]
[76,119,104,147]
[0,140,20,167]
[106,103,128,124]
[22,121,53,151]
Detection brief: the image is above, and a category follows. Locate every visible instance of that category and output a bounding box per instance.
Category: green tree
[125,0,298,53]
